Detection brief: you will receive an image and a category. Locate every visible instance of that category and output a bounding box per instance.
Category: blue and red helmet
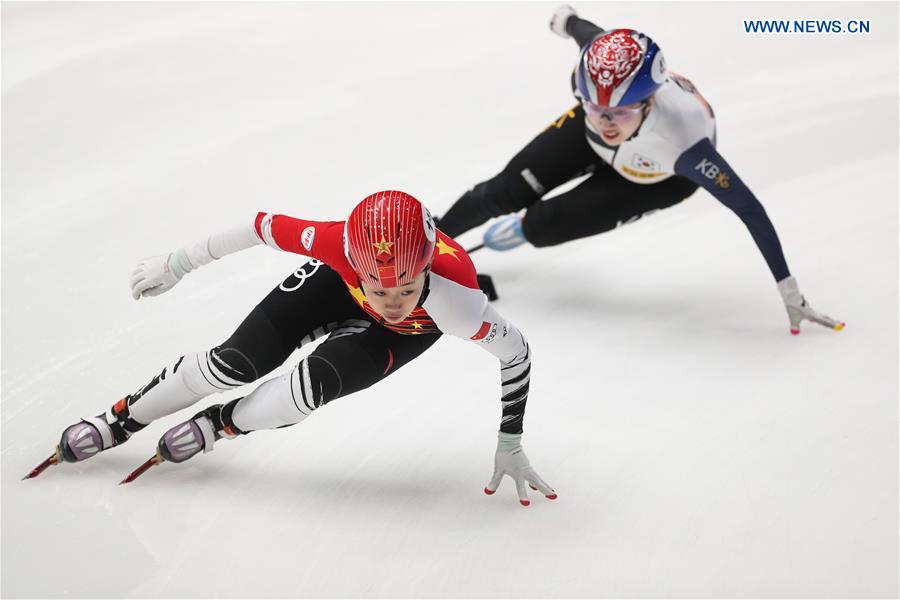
[575,29,667,107]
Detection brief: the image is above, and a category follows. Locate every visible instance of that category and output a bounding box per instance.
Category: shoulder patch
[470,321,498,342]
[301,226,316,251]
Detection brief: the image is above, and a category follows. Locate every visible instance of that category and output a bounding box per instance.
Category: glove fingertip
[834,322,846,331]
[483,487,495,495]
[546,493,558,500]
[519,499,530,507]
[790,328,800,335]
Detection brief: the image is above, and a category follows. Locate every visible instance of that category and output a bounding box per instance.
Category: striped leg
[230,318,440,432]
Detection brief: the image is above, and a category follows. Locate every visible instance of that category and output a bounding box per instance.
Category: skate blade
[22,448,61,480]
[119,452,163,485]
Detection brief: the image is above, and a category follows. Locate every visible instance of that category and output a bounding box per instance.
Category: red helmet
[343,190,437,288]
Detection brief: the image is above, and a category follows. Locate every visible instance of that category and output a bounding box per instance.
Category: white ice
[2,2,897,598]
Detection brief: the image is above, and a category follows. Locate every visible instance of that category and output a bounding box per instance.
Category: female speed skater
[438,6,843,336]
[26,190,555,507]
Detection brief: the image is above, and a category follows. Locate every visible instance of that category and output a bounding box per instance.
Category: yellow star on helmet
[435,237,460,261]
[372,236,394,255]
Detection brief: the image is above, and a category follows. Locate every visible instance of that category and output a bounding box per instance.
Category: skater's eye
[371,290,387,297]
[401,290,417,296]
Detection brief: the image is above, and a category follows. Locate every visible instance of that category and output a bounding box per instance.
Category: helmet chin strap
[416,271,432,308]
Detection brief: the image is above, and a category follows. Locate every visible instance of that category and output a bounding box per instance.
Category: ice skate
[24,402,133,479]
[121,404,242,484]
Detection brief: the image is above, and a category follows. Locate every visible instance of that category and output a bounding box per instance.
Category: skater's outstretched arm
[422,239,556,506]
[549,5,606,48]
[130,213,347,300]
[673,138,844,334]
[131,223,261,299]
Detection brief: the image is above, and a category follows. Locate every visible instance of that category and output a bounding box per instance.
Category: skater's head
[575,28,666,145]
[360,270,429,324]
[582,98,653,145]
[344,190,436,321]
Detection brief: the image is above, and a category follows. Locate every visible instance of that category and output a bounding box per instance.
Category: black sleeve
[673,138,791,282]
[566,15,606,48]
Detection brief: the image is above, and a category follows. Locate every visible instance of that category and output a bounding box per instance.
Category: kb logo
[695,158,731,189]
[695,158,720,179]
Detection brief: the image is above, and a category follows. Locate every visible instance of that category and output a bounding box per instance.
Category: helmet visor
[582,100,646,126]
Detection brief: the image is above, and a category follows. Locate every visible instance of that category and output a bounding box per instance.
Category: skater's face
[583,98,651,146]
[361,271,428,323]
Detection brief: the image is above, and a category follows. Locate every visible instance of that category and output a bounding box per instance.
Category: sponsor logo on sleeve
[715,172,730,188]
[471,321,498,343]
[695,158,731,189]
[301,226,316,251]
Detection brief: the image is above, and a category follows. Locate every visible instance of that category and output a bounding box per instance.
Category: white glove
[129,224,262,300]
[130,250,193,299]
[549,5,578,38]
[484,432,556,507]
[777,276,845,335]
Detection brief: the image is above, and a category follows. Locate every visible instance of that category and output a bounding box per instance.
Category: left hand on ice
[484,432,557,506]
[777,276,845,335]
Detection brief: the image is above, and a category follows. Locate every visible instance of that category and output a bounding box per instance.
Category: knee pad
[228,354,343,431]
[124,350,251,425]
[293,355,344,412]
[181,347,257,397]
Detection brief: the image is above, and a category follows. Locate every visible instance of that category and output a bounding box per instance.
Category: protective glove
[484,432,557,507]
[777,275,845,335]
[549,5,578,38]
[130,249,194,299]
[129,224,261,300]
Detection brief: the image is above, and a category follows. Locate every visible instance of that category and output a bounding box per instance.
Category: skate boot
[24,397,144,479]
[58,396,145,463]
[157,403,243,464]
[119,401,246,484]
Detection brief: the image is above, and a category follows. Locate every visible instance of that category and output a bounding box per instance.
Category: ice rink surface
[2,2,898,598]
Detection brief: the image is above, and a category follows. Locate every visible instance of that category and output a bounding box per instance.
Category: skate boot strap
[110,396,148,437]
[195,416,217,454]
[82,415,116,450]
[192,399,245,441]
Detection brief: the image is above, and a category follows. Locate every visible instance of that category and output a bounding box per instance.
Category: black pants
[118,261,441,437]
[217,261,441,410]
[438,105,699,247]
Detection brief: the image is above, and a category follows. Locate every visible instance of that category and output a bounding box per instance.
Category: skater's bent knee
[180,349,252,397]
[210,347,259,384]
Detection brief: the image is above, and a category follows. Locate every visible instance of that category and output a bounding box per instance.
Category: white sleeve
[179,223,263,270]
[423,274,532,434]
